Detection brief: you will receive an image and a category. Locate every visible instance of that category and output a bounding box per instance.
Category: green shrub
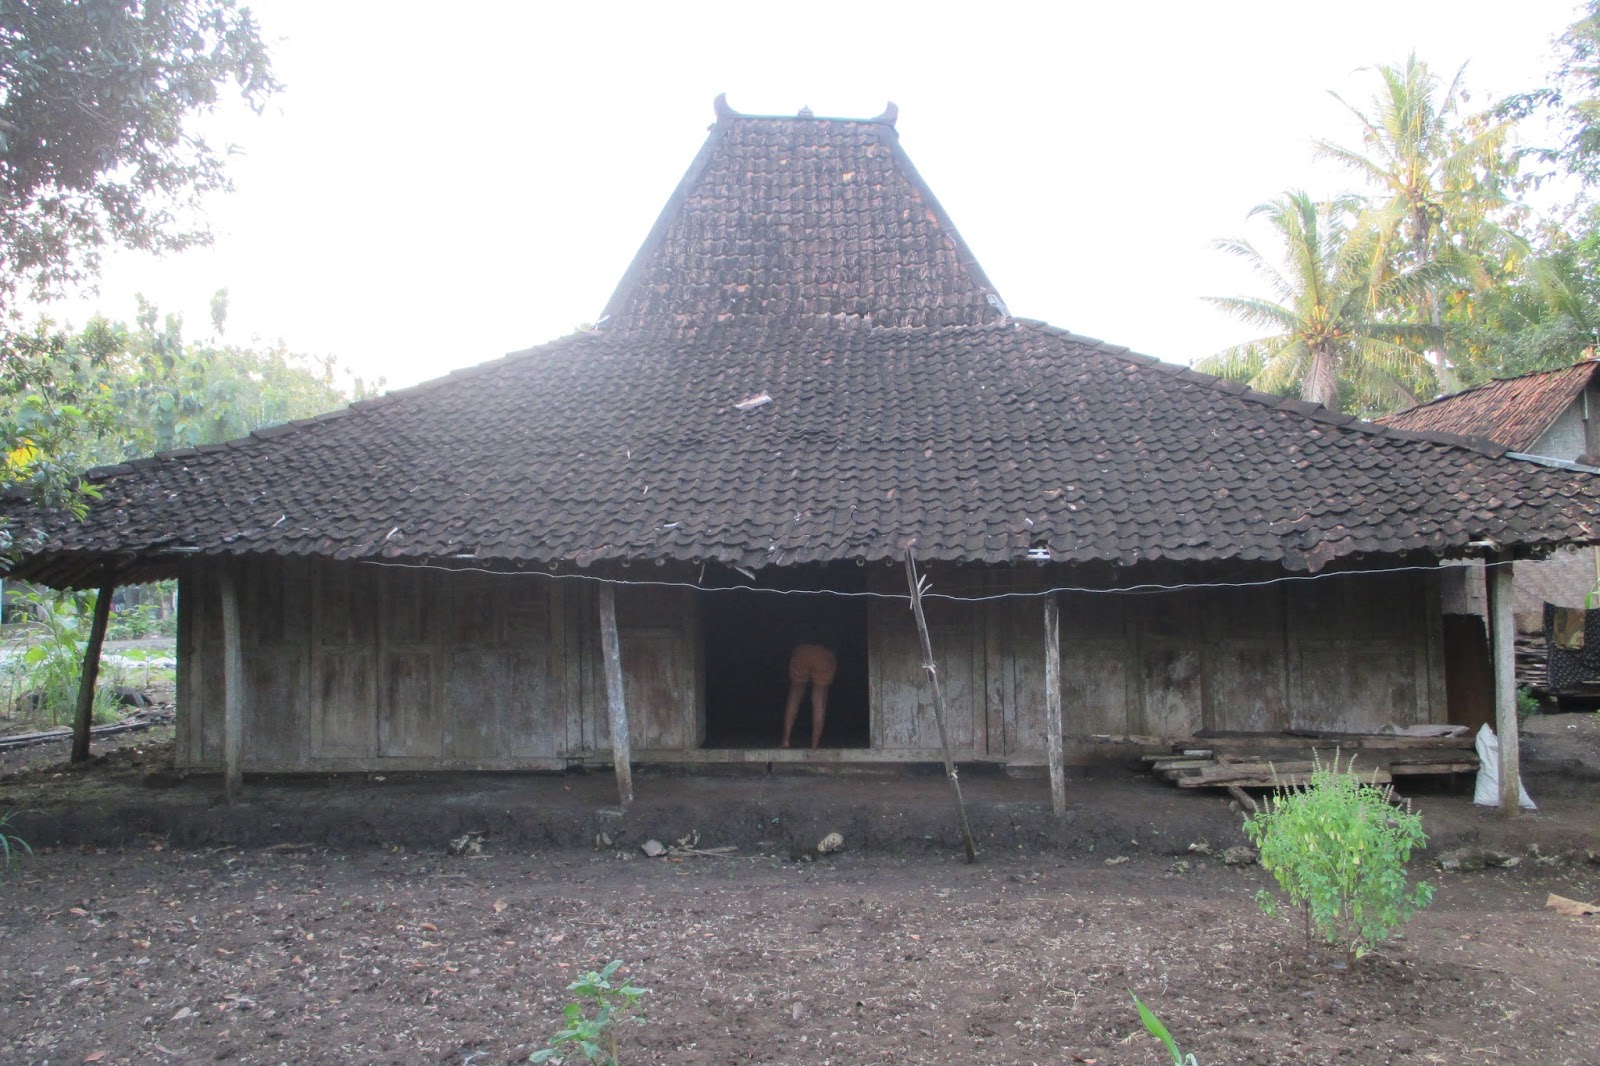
[1516,685,1540,722]
[107,603,159,640]
[530,959,648,1065]
[1243,753,1434,968]
[3,591,118,726]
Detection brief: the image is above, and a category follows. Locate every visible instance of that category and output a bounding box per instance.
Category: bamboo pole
[1043,592,1066,816]
[69,578,117,764]
[903,549,977,863]
[1485,558,1520,817]
[597,583,633,809]
[219,568,245,804]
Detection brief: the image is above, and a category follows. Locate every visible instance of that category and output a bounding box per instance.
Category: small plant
[107,603,159,640]
[1130,992,1198,1065]
[1243,752,1434,968]
[530,959,648,1065]
[1516,685,1540,722]
[2,590,119,726]
[0,810,33,877]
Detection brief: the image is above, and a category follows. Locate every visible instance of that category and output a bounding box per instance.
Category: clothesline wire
[356,555,1505,602]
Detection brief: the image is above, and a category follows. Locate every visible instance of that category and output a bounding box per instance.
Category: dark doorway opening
[702,582,869,749]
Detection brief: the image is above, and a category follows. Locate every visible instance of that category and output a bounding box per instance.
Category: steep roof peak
[710,93,899,129]
[598,95,1005,336]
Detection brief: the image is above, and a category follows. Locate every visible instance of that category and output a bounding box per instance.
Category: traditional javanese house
[7,99,1599,806]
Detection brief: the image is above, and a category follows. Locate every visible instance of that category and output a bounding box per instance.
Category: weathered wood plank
[1178,769,1393,788]
[1043,593,1064,817]
[220,568,244,803]
[598,583,633,808]
[1486,559,1520,817]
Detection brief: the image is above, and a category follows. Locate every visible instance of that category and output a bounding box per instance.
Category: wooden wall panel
[380,652,440,757]
[869,591,981,752]
[1205,644,1287,731]
[597,584,702,751]
[314,650,375,756]
[1139,645,1204,736]
[445,648,510,757]
[245,652,306,765]
[621,631,696,748]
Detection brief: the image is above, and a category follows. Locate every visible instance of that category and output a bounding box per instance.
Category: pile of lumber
[1144,729,1478,796]
[1516,631,1549,696]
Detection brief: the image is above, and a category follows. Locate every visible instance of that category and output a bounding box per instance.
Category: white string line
[355,556,1502,602]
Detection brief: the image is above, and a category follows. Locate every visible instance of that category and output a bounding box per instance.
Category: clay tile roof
[7,98,1600,587]
[598,96,1006,334]
[1376,361,1600,453]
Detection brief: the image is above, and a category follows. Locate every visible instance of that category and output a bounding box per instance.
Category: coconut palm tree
[1316,54,1522,381]
[1199,191,1439,417]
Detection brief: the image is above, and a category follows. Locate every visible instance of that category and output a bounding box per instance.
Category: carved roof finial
[797,105,814,119]
[713,93,736,121]
[871,101,899,127]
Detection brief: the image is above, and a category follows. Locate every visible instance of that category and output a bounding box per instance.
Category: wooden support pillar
[1043,592,1066,817]
[1485,558,1520,817]
[597,583,633,809]
[219,568,245,804]
[70,578,117,764]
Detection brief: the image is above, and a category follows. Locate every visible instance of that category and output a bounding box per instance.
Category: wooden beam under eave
[1043,592,1066,816]
[1485,558,1520,817]
[597,583,633,809]
[219,568,245,804]
[70,578,117,763]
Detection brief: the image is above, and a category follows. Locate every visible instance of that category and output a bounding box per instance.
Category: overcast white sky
[44,1,1589,391]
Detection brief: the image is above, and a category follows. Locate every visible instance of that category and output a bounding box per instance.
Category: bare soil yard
[1,840,1598,1065]
[1,713,1599,1065]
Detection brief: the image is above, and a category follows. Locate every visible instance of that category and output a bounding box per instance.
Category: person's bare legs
[780,680,807,747]
[809,683,830,748]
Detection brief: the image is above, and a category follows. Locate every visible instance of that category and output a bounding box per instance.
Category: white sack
[1473,723,1536,809]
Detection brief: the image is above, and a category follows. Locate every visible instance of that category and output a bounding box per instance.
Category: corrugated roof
[1377,361,1600,453]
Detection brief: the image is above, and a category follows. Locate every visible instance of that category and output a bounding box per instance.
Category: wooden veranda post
[1486,558,1520,817]
[597,583,634,809]
[69,577,117,764]
[1043,592,1066,816]
[219,568,245,804]
[903,549,978,863]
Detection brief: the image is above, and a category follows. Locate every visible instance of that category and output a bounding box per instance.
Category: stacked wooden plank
[1516,631,1549,696]
[1144,730,1478,793]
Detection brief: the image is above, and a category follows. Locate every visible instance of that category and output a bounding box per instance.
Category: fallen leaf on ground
[84,1053,107,1063]
[491,898,507,914]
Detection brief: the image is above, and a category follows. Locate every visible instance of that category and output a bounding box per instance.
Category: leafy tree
[0,322,120,516]
[1199,191,1438,417]
[1453,217,1600,382]
[0,0,278,305]
[1316,54,1523,384]
[0,295,377,506]
[1500,2,1600,191]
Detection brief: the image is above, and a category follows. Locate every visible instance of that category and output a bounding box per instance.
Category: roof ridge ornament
[871,101,898,128]
[713,93,736,121]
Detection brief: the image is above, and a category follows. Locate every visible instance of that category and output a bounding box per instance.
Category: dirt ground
[2,713,1599,1065]
[2,841,1598,1065]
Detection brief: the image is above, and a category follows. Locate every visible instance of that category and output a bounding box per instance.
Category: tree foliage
[0,0,278,304]
[1199,192,1438,416]
[0,294,379,510]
